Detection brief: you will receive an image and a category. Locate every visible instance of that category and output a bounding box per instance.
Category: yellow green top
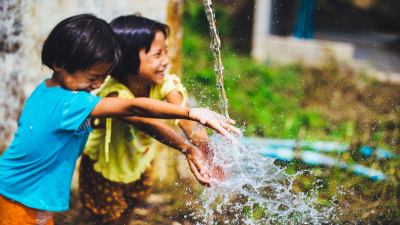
[83,74,188,183]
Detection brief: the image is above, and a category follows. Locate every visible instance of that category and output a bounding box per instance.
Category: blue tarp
[247,138,395,181]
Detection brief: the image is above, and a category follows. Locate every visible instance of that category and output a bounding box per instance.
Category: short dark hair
[42,14,121,73]
[109,15,169,82]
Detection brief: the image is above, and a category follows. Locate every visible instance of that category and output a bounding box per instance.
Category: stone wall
[0,0,182,149]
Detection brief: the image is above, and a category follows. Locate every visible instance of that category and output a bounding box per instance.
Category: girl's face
[138,31,169,85]
[54,62,111,92]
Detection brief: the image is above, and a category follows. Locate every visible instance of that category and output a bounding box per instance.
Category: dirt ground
[302,60,400,151]
[55,180,201,225]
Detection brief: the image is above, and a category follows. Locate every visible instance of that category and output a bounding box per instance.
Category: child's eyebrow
[150,49,162,55]
[154,47,163,52]
[152,46,168,54]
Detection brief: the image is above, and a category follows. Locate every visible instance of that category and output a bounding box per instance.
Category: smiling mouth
[156,71,165,76]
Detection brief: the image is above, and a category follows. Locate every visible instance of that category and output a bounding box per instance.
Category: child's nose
[162,56,169,67]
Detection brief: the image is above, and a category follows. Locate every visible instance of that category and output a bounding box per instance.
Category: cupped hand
[196,143,230,182]
[186,146,211,186]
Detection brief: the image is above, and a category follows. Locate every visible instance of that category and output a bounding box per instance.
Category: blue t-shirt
[0,80,101,211]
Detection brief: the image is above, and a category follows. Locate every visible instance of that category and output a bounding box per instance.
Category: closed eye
[153,52,161,57]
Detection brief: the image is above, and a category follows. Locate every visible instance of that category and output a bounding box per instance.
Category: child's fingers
[188,160,211,186]
[206,121,239,144]
[191,108,241,138]
[209,111,241,135]
[191,155,210,177]
[210,111,235,124]
[227,118,236,124]
[207,122,229,136]
[223,123,242,136]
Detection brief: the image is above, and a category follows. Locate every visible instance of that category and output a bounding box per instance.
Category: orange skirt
[0,195,54,225]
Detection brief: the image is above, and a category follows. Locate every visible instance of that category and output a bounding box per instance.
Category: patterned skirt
[79,154,153,223]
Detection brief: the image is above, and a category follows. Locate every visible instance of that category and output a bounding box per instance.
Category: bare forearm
[128,98,190,119]
[91,97,190,119]
[91,97,238,137]
[122,117,190,153]
[165,91,210,145]
[179,120,209,147]
[122,117,212,185]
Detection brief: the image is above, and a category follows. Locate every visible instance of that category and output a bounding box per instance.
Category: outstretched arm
[91,97,189,119]
[120,116,211,186]
[90,97,239,139]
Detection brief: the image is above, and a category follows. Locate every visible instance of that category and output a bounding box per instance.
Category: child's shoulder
[163,74,181,82]
[98,76,133,99]
[151,74,187,99]
[160,74,184,88]
[29,79,85,100]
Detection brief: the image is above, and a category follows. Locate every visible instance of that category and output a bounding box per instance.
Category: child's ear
[52,64,62,72]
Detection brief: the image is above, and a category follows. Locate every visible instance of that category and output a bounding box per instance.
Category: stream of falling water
[192,1,336,224]
[202,0,230,119]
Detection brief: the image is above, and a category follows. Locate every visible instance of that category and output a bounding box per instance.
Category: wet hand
[197,144,230,181]
[188,108,242,142]
[186,146,211,186]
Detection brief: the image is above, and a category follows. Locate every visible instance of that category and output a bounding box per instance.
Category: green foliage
[182,1,399,224]
[184,1,232,38]
[183,25,334,140]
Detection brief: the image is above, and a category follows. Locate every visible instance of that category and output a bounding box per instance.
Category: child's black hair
[109,15,169,82]
[42,14,121,73]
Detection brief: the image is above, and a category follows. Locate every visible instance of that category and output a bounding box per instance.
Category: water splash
[193,135,336,224]
[202,0,230,119]
[199,1,336,223]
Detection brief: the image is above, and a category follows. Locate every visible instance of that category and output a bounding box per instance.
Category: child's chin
[153,79,164,85]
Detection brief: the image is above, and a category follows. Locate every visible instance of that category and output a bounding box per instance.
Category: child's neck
[46,73,62,87]
[125,75,151,98]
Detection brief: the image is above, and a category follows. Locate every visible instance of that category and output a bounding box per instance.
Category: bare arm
[91,97,190,119]
[166,91,228,181]
[120,116,210,185]
[121,116,189,152]
[166,91,210,151]
[179,120,210,152]
[90,97,240,139]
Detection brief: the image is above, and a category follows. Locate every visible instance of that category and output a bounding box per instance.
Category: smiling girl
[78,15,229,224]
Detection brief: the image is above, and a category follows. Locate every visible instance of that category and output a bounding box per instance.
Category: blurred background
[1,0,399,224]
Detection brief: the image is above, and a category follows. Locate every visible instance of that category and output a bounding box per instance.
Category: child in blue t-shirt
[0,14,238,224]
